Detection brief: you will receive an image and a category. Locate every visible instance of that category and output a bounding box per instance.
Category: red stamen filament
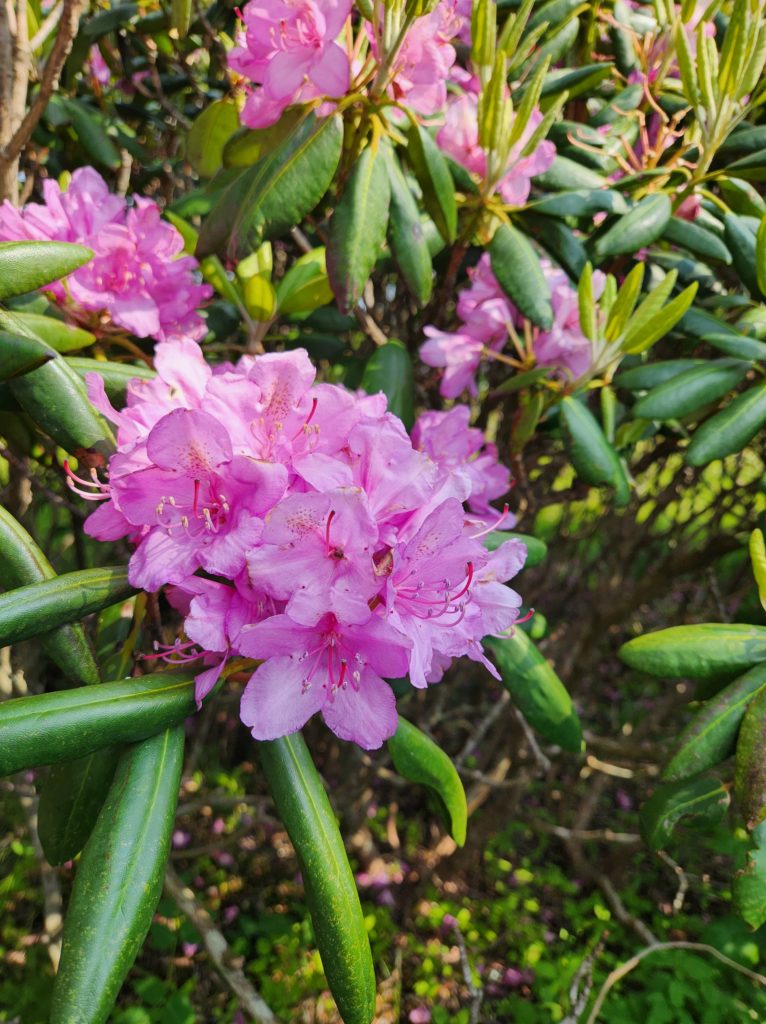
[470,504,510,540]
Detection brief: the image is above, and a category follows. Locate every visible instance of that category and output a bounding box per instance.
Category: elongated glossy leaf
[186,98,240,177]
[0,566,135,647]
[38,749,119,865]
[327,142,391,313]
[493,366,550,395]
[386,148,433,305]
[615,359,706,391]
[733,841,766,929]
[0,506,100,686]
[735,686,766,830]
[489,223,553,329]
[680,307,766,360]
[663,216,732,264]
[406,122,457,244]
[388,717,467,845]
[620,281,698,355]
[0,671,195,777]
[51,728,185,1024]
[62,99,121,170]
[750,529,766,613]
[534,155,607,190]
[360,339,414,429]
[530,189,629,218]
[559,396,630,505]
[197,112,343,260]
[619,624,766,679]
[526,213,587,279]
[640,773,730,850]
[686,381,766,466]
[0,241,93,300]
[0,330,52,379]
[725,213,763,297]
[633,359,751,420]
[67,357,155,404]
[260,734,376,1024]
[486,630,583,752]
[483,530,547,567]
[664,663,766,782]
[0,310,95,352]
[591,193,672,261]
[171,0,192,36]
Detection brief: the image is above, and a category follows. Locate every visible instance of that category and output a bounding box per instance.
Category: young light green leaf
[750,529,766,613]
[577,262,597,341]
[276,247,333,315]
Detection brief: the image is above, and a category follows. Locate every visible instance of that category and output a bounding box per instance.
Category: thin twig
[584,942,766,1024]
[164,863,277,1023]
[29,1,63,51]
[446,918,484,1024]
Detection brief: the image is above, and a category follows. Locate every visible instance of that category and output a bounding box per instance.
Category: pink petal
[240,656,326,739]
[321,669,398,750]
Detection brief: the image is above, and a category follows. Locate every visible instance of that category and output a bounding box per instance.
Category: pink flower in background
[437,91,555,204]
[0,168,211,340]
[85,45,111,86]
[533,262,604,381]
[78,341,525,750]
[230,0,352,128]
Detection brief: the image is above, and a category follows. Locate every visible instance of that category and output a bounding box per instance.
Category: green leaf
[733,842,766,929]
[591,193,672,262]
[0,565,134,647]
[360,339,414,429]
[735,686,766,830]
[615,359,706,391]
[50,728,185,1024]
[0,330,53,379]
[277,247,333,315]
[388,717,467,845]
[664,662,766,782]
[633,359,751,420]
[66,357,155,404]
[577,261,597,341]
[61,99,121,170]
[171,0,192,36]
[327,141,391,313]
[482,530,548,567]
[0,671,196,778]
[619,624,766,679]
[686,380,766,466]
[605,262,645,342]
[750,529,766,613]
[493,365,550,395]
[559,396,630,505]
[38,749,119,865]
[530,188,629,218]
[640,773,730,850]
[724,213,763,298]
[0,310,96,352]
[0,506,100,686]
[489,223,553,329]
[526,213,587,279]
[186,98,240,178]
[386,147,433,305]
[486,630,583,752]
[757,216,766,296]
[0,240,93,300]
[259,734,376,1024]
[621,280,698,355]
[406,122,457,244]
[197,112,343,260]
[663,216,732,265]
[533,155,607,190]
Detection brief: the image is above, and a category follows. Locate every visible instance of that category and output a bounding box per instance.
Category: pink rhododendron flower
[76,341,525,750]
[412,405,511,515]
[533,261,605,381]
[0,168,211,341]
[369,2,464,115]
[229,0,352,128]
[437,91,555,204]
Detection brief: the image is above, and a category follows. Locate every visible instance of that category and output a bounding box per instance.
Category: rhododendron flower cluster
[421,254,600,397]
[230,0,353,128]
[437,82,556,205]
[0,168,211,342]
[74,341,524,750]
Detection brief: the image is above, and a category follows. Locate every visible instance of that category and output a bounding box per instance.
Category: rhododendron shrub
[2,0,766,1021]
